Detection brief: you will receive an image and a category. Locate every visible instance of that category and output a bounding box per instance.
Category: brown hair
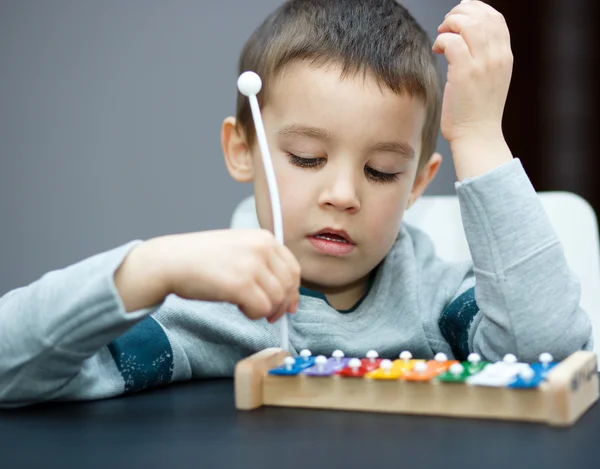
[236,0,442,168]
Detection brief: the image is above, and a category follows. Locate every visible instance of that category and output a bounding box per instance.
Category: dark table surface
[1,378,599,469]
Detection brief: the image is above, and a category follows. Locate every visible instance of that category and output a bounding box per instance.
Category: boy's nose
[318,173,360,213]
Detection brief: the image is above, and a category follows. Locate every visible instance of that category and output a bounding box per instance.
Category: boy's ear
[221,117,254,182]
[406,152,442,209]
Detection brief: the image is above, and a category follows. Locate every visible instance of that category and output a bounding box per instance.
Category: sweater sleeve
[440,158,593,362]
[0,242,168,408]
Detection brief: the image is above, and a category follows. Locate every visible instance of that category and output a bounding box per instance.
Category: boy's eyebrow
[277,124,332,141]
[369,141,415,160]
[277,124,415,159]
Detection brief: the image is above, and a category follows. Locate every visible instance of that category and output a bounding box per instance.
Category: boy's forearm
[450,129,514,182]
[455,159,593,361]
[113,238,172,313]
[0,242,156,407]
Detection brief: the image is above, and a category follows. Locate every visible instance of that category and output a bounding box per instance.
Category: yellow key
[365,357,426,380]
[366,359,402,380]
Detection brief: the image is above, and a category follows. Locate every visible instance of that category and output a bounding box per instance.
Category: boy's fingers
[255,268,286,316]
[276,244,302,288]
[239,284,272,320]
[445,2,484,20]
[267,304,289,324]
[467,1,505,18]
[268,250,295,296]
[267,288,296,323]
[432,33,472,64]
[445,0,508,37]
[278,244,301,275]
[438,14,486,57]
[269,251,300,316]
[267,284,299,324]
[445,1,493,20]
[438,13,474,35]
[267,295,297,323]
[267,280,298,319]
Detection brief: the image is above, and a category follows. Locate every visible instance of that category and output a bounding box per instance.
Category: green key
[436,353,489,383]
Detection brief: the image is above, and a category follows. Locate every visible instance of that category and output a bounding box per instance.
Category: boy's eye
[287,152,400,183]
[287,153,323,168]
[365,166,400,183]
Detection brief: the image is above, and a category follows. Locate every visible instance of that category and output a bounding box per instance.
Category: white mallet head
[237,71,262,97]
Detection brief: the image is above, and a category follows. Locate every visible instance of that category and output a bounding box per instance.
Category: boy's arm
[0,230,299,408]
[441,159,593,362]
[433,2,592,361]
[0,242,169,407]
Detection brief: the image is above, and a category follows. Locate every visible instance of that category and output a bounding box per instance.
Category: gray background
[0,0,457,295]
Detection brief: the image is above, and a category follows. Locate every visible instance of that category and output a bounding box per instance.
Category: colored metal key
[466,361,531,387]
[336,357,372,378]
[508,361,558,389]
[302,356,350,376]
[436,360,489,383]
[403,361,449,382]
[269,356,316,376]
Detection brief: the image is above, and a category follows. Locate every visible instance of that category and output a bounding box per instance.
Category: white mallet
[237,71,289,352]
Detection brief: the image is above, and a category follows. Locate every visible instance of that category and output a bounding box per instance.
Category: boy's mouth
[307,228,356,256]
[308,228,355,244]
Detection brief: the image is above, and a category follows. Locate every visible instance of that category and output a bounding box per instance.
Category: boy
[0,0,592,407]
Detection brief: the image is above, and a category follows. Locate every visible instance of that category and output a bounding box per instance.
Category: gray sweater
[0,159,592,407]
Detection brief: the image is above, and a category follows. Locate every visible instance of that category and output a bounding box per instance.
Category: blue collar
[299,267,378,313]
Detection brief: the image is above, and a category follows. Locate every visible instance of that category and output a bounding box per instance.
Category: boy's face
[223,61,440,295]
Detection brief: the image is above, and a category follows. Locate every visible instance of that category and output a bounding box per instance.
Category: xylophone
[234,348,599,426]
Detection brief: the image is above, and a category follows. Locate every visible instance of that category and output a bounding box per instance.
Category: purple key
[302,356,351,376]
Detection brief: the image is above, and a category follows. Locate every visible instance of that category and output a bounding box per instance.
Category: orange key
[403,353,458,382]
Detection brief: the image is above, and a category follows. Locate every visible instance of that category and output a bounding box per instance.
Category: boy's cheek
[366,196,406,231]
[253,186,278,232]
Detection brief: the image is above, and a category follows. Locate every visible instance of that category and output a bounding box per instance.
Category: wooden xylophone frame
[234,348,599,427]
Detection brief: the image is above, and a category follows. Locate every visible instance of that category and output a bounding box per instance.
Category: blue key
[269,355,316,376]
[508,361,557,389]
